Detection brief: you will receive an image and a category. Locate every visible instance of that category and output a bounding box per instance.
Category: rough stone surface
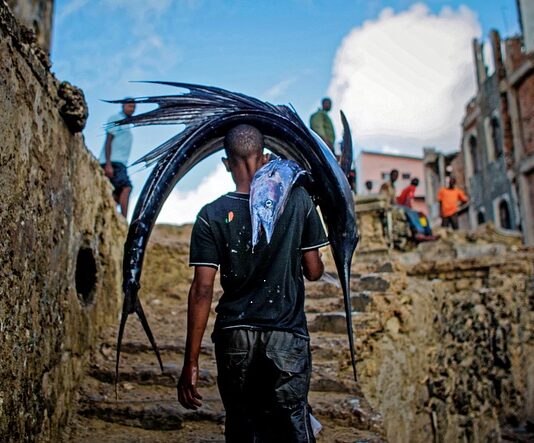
[68,226,387,442]
[517,64,534,157]
[67,220,534,443]
[5,0,53,53]
[57,81,89,133]
[355,249,534,442]
[0,3,125,442]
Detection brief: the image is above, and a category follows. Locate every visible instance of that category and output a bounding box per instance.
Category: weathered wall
[356,242,534,442]
[6,0,53,53]
[517,73,534,157]
[0,3,125,442]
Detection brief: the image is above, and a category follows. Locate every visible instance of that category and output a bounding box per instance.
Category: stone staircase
[67,226,388,442]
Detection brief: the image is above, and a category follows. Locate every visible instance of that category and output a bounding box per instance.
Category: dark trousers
[214,329,315,443]
[441,213,459,230]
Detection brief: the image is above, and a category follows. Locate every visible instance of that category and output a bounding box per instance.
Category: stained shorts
[214,328,315,442]
[101,162,132,196]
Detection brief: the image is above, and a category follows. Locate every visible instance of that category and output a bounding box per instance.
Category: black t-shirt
[189,187,329,336]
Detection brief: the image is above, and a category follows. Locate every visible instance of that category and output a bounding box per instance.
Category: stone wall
[355,243,534,442]
[6,0,53,53]
[0,3,125,442]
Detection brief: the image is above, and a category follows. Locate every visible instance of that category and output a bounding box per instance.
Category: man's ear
[261,153,270,165]
[222,157,231,172]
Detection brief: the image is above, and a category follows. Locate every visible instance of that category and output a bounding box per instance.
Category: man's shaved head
[224,124,264,160]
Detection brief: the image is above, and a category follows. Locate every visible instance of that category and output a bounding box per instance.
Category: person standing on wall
[379,169,399,205]
[100,99,136,217]
[310,98,336,155]
[177,124,328,442]
[438,177,469,230]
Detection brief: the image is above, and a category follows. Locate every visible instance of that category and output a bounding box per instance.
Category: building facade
[460,30,519,233]
[356,150,427,213]
[459,2,534,244]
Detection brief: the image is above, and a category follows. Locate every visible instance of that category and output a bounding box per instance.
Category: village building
[457,0,534,244]
[356,150,428,213]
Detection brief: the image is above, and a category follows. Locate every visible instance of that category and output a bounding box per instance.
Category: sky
[51,0,520,224]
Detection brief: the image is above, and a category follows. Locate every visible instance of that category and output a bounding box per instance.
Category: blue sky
[51,0,520,223]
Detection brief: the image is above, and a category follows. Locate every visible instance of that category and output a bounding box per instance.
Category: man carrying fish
[177,124,329,442]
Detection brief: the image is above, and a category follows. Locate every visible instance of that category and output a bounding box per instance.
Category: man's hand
[104,163,114,178]
[177,361,203,409]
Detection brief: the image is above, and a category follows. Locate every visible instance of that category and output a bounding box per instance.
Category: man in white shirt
[99,99,135,217]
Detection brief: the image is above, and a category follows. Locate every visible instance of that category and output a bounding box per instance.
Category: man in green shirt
[310,98,335,154]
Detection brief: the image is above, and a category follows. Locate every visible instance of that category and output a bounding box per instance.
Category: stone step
[305,296,342,314]
[91,362,217,388]
[310,367,360,395]
[351,274,390,292]
[308,311,378,334]
[78,397,224,431]
[78,377,224,431]
[308,391,385,439]
[351,291,372,312]
[311,336,353,361]
[69,416,225,443]
[305,281,341,299]
[78,373,377,436]
[99,340,214,356]
[308,312,348,334]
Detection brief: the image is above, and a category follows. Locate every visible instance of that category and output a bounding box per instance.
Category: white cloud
[56,0,89,24]
[106,0,174,22]
[328,3,481,155]
[156,164,235,225]
[262,77,298,102]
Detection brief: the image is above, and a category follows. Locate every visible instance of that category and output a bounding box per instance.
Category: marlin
[112,82,360,386]
[339,110,353,177]
[250,158,307,248]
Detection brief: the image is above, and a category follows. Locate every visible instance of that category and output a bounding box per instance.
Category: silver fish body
[250,159,306,247]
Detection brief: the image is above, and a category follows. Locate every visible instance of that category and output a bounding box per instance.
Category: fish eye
[265,199,273,208]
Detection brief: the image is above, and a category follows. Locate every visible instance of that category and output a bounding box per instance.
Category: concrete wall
[0,3,125,441]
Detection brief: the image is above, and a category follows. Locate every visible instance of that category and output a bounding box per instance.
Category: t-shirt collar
[227,191,249,199]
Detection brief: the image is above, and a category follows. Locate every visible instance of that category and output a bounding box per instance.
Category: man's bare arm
[177,266,217,409]
[104,133,114,178]
[302,249,324,281]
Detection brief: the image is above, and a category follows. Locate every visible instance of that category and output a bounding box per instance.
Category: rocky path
[67,226,387,442]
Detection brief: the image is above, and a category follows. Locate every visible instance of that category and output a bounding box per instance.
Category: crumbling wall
[0,2,125,442]
[517,73,534,157]
[6,0,53,53]
[356,246,534,442]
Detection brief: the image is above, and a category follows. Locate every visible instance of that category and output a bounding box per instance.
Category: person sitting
[397,178,438,241]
